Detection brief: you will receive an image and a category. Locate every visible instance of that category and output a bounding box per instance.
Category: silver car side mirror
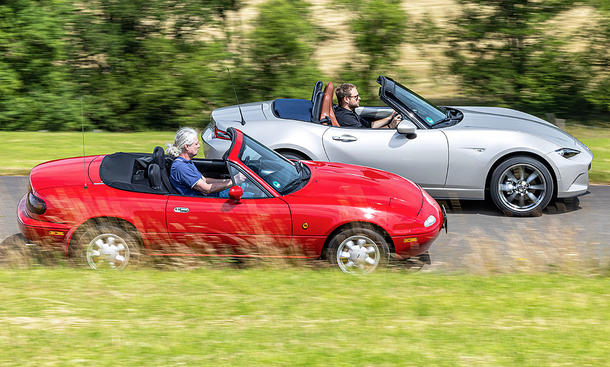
[397,120,417,139]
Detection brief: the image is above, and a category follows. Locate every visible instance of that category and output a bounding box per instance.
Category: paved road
[1,176,608,271]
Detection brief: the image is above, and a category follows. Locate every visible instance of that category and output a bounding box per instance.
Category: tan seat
[319,82,339,127]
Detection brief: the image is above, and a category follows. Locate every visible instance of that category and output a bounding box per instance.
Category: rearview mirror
[397,120,417,139]
[229,186,243,201]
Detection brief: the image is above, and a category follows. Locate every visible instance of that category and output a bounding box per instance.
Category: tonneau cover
[100,152,169,194]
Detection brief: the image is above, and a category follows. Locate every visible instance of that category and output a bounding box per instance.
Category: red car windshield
[238,134,309,195]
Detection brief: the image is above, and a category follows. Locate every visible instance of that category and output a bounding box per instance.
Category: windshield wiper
[281,165,310,193]
[281,176,309,193]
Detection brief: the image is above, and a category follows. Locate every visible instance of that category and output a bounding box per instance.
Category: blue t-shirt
[170,157,230,198]
[170,157,204,196]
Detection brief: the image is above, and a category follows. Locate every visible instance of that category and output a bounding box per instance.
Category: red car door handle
[173,207,189,213]
[332,135,357,142]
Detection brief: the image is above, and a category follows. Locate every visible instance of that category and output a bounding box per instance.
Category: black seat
[311,81,323,102]
[152,146,178,194]
[147,163,162,190]
[311,90,324,123]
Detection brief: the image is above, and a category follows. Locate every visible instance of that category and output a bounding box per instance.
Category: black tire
[490,156,554,216]
[71,224,142,270]
[278,151,308,161]
[326,226,389,273]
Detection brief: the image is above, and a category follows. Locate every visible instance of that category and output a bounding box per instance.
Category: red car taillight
[215,127,231,140]
[26,184,46,215]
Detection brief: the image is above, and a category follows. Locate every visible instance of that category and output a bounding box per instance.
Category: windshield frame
[227,128,310,196]
[378,76,448,128]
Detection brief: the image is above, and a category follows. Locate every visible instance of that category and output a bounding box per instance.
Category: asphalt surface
[1,176,608,271]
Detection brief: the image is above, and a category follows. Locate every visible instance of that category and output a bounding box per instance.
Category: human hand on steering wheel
[389,111,402,127]
[234,172,247,184]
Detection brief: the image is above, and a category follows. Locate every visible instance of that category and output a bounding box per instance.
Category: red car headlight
[424,215,437,227]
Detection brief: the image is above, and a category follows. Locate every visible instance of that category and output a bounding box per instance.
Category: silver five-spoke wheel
[498,163,546,212]
[490,156,553,216]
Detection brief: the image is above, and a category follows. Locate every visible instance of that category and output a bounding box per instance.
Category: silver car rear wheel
[490,156,554,216]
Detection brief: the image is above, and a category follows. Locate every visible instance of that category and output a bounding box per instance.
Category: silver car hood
[454,106,578,148]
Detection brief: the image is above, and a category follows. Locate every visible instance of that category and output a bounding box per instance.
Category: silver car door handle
[332,135,358,142]
[173,207,189,213]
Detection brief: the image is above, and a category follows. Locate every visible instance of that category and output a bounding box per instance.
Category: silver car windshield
[239,135,308,195]
[391,83,446,126]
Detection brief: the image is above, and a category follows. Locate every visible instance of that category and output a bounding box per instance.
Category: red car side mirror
[229,186,243,201]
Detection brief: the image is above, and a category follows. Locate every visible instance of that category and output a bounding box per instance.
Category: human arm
[371,111,402,129]
[192,176,233,195]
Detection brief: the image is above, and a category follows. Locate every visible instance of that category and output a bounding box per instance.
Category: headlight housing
[556,148,580,158]
[424,215,436,227]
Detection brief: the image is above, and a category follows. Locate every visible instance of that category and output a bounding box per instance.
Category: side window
[228,164,270,199]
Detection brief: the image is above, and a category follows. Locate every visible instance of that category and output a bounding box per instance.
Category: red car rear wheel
[72,224,141,270]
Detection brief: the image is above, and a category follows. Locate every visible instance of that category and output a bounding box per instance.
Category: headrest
[152,146,164,166]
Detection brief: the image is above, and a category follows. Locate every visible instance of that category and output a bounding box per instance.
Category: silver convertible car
[203,76,592,216]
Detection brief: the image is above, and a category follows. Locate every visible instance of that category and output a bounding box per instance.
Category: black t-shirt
[334,106,370,128]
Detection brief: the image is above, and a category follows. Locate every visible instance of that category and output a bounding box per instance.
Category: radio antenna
[227,68,246,125]
[81,96,87,189]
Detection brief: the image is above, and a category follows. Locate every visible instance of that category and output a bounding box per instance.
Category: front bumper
[549,149,593,198]
[392,199,446,259]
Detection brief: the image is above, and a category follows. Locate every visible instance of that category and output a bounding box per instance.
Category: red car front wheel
[327,226,389,274]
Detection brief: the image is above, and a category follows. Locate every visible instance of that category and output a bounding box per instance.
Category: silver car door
[321,126,449,190]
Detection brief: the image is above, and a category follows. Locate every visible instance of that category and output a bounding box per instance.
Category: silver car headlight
[424,215,436,227]
[556,148,580,158]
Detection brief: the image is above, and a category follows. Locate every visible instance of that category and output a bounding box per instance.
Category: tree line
[0,0,607,131]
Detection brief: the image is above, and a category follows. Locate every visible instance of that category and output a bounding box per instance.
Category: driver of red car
[166,127,235,197]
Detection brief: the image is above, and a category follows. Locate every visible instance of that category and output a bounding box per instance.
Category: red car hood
[285,161,423,216]
[29,155,103,191]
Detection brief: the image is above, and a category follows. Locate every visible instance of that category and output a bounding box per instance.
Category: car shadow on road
[437,197,581,216]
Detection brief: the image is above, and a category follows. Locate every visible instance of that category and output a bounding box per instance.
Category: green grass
[0,131,176,176]
[0,126,608,183]
[0,268,608,366]
[565,125,610,184]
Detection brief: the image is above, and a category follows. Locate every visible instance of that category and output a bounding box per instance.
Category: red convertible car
[18,128,445,273]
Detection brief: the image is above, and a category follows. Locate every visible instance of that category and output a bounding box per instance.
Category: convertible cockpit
[99,147,229,195]
[272,81,339,126]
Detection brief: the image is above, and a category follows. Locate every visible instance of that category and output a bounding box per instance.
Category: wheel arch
[484,151,558,201]
[67,216,142,256]
[320,221,394,260]
[274,148,311,160]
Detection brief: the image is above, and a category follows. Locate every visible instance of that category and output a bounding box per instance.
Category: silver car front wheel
[490,156,554,216]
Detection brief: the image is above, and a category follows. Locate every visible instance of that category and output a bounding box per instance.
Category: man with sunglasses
[334,83,401,128]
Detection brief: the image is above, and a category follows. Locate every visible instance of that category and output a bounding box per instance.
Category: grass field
[0,268,608,366]
[0,124,608,183]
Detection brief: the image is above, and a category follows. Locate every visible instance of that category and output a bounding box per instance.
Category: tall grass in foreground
[0,269,608,366]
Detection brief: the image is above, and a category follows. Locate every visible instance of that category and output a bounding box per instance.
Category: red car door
[165,195,292,256]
